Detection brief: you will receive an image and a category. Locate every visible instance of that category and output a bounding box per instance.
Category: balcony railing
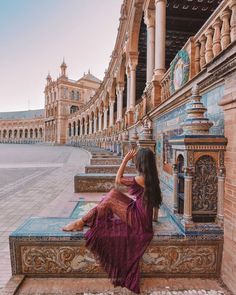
[159,0,235,102]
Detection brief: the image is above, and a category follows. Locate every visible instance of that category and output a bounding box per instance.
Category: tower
[60,58,67,78]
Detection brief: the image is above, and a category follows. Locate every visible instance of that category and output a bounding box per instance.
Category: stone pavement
[0,144,90,290]
[1,277,232,295]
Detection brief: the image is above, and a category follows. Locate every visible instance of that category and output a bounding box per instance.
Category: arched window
[68,123,72,137]
[14,129,17,138]
[39,128,43,138]
[19,129,23,138]
[76,91,80,99]
[30,129,33,138]
[35,129,38,138]
[25,129,28,138]
[73,122,76,136]
[71,90,75,100]
[70,105,79,114]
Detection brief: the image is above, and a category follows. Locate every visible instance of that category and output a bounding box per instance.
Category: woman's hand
[123,149,137,162]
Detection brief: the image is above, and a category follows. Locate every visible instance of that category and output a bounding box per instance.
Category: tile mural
[153,85,225,188]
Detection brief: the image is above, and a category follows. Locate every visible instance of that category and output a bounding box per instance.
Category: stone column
[144,8,155,83]
[217,173,225,225]
[109,100,115,127]
[94,115,97,133]
[230,0,236,42]
[129,53,138,111]
[172,164,178,212]
[99,112,102,131]
[154,0,166,80]
[126,66,131,112]
[84,122,88,135]
[80,122,83,136]
[183,170,193,224]
[104,107,108,130]
[89,119,92,134]
[75,124,78,137]
[116,83,124,121]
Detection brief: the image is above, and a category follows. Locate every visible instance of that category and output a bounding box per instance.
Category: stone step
[85,165,136,174]
[91,154,120,158]
[90,158,122,165]
[9,215,222,279]
[74,173,136,192]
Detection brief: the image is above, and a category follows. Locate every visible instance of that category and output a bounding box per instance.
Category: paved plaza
[0,144,233,295]
[0,144,90,290]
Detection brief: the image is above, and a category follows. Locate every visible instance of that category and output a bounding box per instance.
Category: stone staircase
[9,147,224,292]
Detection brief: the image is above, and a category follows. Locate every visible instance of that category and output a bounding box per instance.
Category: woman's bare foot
[62,219,84,231]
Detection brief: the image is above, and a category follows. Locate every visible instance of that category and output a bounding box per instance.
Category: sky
[0,0,123,112]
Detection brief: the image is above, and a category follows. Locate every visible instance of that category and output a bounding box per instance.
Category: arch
[86,114,89,134]
[3,129,7,138]
[91,111,95,133]
[71,90,75,100]
[73,121,76,136]
[70,105,79,114]
[39,128,43,138]
[8,129,12,138]
[81,117,85,135]
[68,123,72,137]
[35,128,38,138]
[25,129,28,139]
[19,129,23,139]
[176,154,185,214]
[30,129,33,139]
[14,129,18,138]
[77,120,81,136]
[128,2,144,53]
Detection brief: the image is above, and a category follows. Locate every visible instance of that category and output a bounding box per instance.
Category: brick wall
[220,72,236,293]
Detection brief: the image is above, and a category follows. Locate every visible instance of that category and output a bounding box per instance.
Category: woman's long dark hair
[135,148,162,208]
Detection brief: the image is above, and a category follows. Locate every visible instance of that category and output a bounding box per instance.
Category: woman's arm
[115,149,137,185]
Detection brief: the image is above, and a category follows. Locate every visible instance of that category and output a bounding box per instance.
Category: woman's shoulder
[134,175,145,188]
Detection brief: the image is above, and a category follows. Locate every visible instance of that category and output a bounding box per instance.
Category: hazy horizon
[0,0,123,112]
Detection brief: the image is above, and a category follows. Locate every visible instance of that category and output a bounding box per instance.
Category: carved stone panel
[192,155,218,215]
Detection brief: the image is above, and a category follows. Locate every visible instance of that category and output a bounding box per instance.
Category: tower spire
[60,58,67,78]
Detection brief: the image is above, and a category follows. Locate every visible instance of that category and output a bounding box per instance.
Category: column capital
[144,8,155,28]
[116,82,125,93]
[109,97,115,105]
[128,52,139,70]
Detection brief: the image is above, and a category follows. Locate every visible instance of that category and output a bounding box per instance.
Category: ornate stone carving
[19,243,218,276]
[141,245,217,274]
[192,156,218,213]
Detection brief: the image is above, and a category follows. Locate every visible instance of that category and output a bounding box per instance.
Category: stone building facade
[1,0,236,292]
[0,62,101,144]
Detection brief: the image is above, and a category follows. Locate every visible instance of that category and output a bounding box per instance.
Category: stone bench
[90,158,122,165]
[9,216,222,278]
[85,165,136,174]
[74,173,136,192]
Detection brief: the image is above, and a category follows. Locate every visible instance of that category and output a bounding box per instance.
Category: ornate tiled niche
[153,84,225,193]
[168,85,227,230]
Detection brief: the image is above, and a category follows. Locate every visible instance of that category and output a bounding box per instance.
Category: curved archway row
[0,120,44,144]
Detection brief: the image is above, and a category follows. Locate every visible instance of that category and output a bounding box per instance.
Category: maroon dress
[83,176,154,294]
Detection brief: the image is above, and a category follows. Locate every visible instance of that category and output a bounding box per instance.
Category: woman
[63,148,162,294]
